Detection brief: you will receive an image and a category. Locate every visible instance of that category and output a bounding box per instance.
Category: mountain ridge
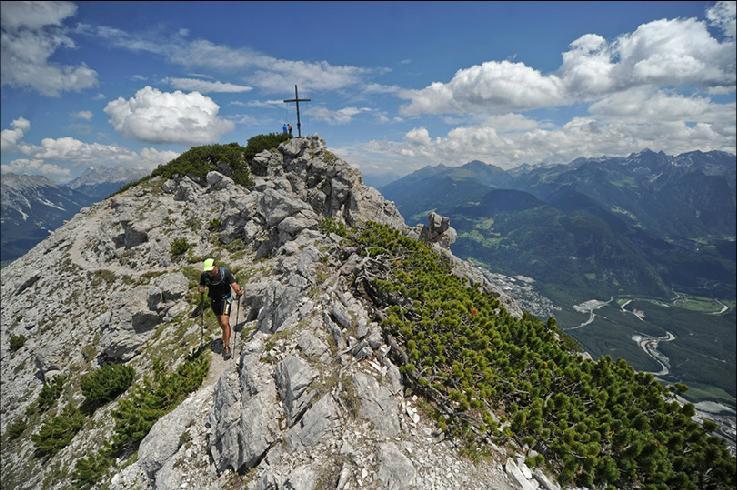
[1,137,733,489]
[1,168,146,263]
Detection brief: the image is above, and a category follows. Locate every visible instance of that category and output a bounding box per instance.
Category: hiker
[287,123,293,137]
[282,123,288,135]
[198,258,243,359]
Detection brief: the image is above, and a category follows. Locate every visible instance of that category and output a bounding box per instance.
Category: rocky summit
[0,137,543,490]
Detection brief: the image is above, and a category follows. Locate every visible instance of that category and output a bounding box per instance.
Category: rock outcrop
[1,136,544,490]
[419,211,457,249]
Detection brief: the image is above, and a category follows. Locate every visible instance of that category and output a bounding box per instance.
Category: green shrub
[151,143,253,187]
[72,350,209,486]
[72,443,114,489]
[9,334,26,352]
[81,364,136,412]
[37,375,66,411]
[318,217,348,237]
[111,351,209,451]
[170,238,190,257]
[243,132,290,161]
[112,133,289,195]
[4,417,27,441]
[32,404,85,457]
[351,221,736,489]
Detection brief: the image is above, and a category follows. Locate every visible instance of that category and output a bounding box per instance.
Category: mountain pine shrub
[318,217,348,237]
[242,132,290,162]
[73,349,209,486]
[31,404,85,457]
[72,443,115,489]
[9,334,26,352]
[351,221,736,489]
[80,364,135,412]
[37,375,66,411]
[151,143,251,186]
[112,352,209,451]
[3,417,27,441]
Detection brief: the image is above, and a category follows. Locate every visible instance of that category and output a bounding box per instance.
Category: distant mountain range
[382,149,736,302]
[1,167,146,263]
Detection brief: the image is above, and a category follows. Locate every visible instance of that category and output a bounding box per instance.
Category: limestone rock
[275,355,317,426]
[377,442,416,489]
[285,393,341,450]
[419,211,456,249]
[99,286,162,361]
[352,371,400,436]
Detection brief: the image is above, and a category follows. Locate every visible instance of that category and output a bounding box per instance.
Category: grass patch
[185,216,202,232]
[91,269,116,287]
[225,238,245,254]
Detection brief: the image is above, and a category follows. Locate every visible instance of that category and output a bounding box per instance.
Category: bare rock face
[99,286,163,361]
[0,135,536,490]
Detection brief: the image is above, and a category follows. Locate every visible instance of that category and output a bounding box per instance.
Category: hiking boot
[223,348,232,360]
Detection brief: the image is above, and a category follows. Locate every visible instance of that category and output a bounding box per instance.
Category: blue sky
[1,1,735,184]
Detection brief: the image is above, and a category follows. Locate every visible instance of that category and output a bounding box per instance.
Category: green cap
[203,258,215,272]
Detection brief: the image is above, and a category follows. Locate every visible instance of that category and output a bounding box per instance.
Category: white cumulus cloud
[707,1,736,39]
[5,132,180,180]
[401,61,567,116]
[400,8,736,116]
[1,117,31,151]
[0,1,77,30]
[104,86,234,145]
[1,1,98,96]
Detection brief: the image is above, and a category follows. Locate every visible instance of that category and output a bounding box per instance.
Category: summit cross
[283,85,311,137]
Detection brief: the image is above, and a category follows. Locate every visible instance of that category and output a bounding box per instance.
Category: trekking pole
[234,295,241,359]
[199,292,204,350]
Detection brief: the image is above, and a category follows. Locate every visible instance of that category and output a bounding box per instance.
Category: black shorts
[211,297,232,316]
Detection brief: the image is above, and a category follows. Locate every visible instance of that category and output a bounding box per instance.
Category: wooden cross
[283,85,311,137]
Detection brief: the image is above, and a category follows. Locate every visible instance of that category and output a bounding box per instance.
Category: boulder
[209,339,279,473]
[259,188,312,227]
